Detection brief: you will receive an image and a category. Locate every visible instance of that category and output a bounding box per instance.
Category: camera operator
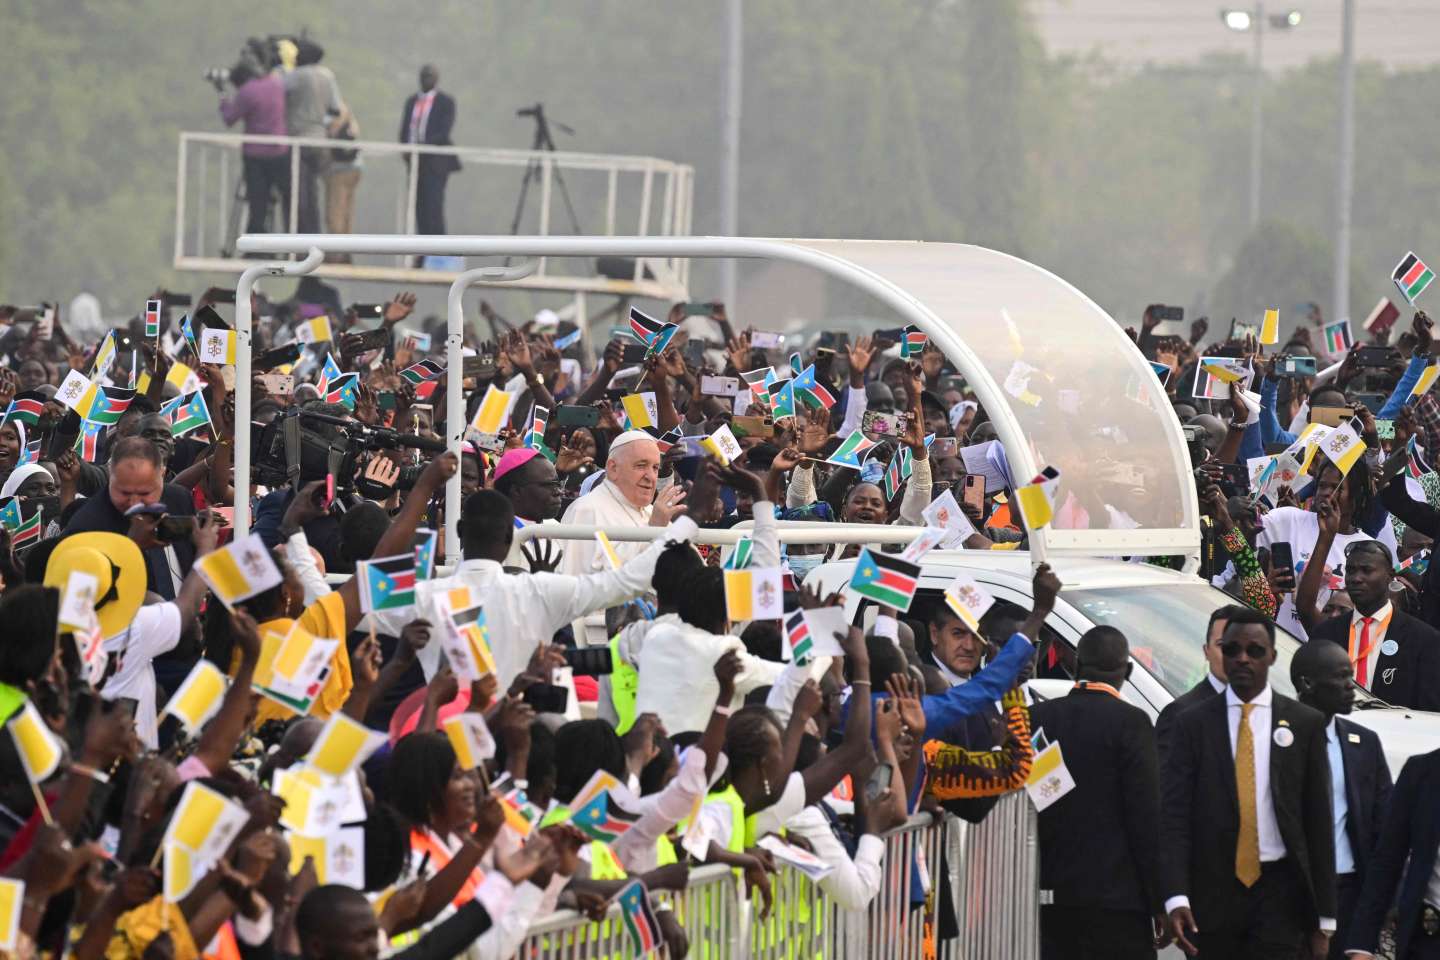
[284,37,344,235]
[216,48,289,235]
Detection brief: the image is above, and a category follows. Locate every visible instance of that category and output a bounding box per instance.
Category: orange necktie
[1354,617,1376,688]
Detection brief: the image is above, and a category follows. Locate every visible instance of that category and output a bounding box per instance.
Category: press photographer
[214,43,289,235]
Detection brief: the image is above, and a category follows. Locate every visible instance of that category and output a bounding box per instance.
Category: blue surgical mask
[787,554,824,581]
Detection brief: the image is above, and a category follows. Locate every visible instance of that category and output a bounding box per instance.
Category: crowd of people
[0,279,1436,960]
[215,33,458,245]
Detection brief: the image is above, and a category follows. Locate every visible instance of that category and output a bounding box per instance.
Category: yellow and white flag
[0,877,21,951]
[56,370,101,419]
[723,567,784,622]
[91,331,118,380]
[1412,363,1440,400]
[620,393,657,430]
[198,327,237,365]
[1200,360,1246,384]
[194,532,283,608]
[267,623,339,700]
[289,827,366,888]
[700,424,743,467]
[1260,308,1280,345]
[163,660,228,732]
[274,766,321,834]
[57,569,100,634]
[571,769,626,812]
[295,316,334,344]
[943,574,996,632]
[1015,466,1061,530]
[167,360,201,395]
[163,843,200,903]
[164,781,251,865]
[470,385,516,435]
[305,712,385,779]
[7,701,60,783]
[1321,421,1366,476]
[443,713,497,771]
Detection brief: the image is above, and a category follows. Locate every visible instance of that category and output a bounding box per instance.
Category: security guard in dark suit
[1031,626,1164,959]
[1291,637,1392,958]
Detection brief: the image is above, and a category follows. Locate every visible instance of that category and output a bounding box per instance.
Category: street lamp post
[1221,6,1303,229]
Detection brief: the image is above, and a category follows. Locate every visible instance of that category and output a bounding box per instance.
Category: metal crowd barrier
[511,798,1040,959]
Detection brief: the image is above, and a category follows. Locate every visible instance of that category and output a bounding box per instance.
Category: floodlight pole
[1249,2,1265,228]
[233,247,324,536]
[1333,0,1356,328]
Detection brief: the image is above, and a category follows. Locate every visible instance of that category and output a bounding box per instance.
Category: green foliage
[0,0,1436,329]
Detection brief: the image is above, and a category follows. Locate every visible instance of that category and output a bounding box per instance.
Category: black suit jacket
[63,482,197,600]
[1310,609,1440,711]
[1346,748,1440,957]
[1381,474,1440,626]
[1334,715,1392,880]
[1161,689,1337,931]
[399,90,460,173]
[1155,676,1221,768]
[1030,688,1162,914]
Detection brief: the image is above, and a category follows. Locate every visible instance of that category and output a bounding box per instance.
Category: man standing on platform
[399,64,460,241]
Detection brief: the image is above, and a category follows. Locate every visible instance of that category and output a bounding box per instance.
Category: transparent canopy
[785,240,1198,555]
[231,234,1200,560]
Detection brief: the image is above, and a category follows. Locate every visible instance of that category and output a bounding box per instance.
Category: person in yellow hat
[46,515,220,749]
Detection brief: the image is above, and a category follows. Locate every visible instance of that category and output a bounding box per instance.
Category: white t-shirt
[1257,506,1397,638]
[101,603,183,749]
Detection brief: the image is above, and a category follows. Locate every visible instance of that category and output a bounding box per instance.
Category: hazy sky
[1030,0,1439,71]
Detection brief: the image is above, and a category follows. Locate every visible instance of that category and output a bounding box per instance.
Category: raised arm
[336,452,458,636]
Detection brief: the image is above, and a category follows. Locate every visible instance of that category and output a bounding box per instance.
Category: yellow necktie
[1235,702,1262,887]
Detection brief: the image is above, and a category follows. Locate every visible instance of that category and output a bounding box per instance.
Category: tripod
[508,103,584,237]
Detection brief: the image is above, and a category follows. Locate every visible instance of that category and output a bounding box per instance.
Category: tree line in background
[1,0,1437,332]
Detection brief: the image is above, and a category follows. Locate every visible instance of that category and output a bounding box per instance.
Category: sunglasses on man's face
[1220,641,1269,660]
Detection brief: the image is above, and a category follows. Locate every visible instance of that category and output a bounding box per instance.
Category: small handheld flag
[723,567,785,622]
[882,446,914,501]
[615,880,663,957]
[1407,436,1434,480]
[1323,319,1354,356]
[194,532,283,608]
[1259,308,1280,346]
[145,299,162,339]
[164,781,252,865]
[620,394,656,430]
[199,327,238,365]
[1411,364,1440,402]
[7,701,61,783]
[168,390,212,438]
[900,324,928,358]
[357,554,417,612]
[943,574,996,631]
[1394,251,1435,304]
[847,548,921,612]
[324,373,360,411]
[318,354,344,397]
[163,660,229,732]
[825,430,878,469]
[75,420,104,462]
[295,316,334,344]
[471,385,516,435]
[1321,421,1366,477]
[569,791,640,845]
[443,713,497,770]
[783,608,813,665]
[305,712,385,779]
[400,359,445,384]
[1,396,43,428]
[1015,466,1061,529]
[414,529,438,581]
[769,379,797,420]
[627,307,678,357]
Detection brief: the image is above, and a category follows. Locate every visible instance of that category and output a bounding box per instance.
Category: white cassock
[557,479,652,577]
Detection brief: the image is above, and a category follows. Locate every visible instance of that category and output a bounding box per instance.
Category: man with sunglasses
[1303,522,1440,711]
[1162,607,1337,960]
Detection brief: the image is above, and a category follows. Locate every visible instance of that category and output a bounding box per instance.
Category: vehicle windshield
[1063,583,1375,703]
